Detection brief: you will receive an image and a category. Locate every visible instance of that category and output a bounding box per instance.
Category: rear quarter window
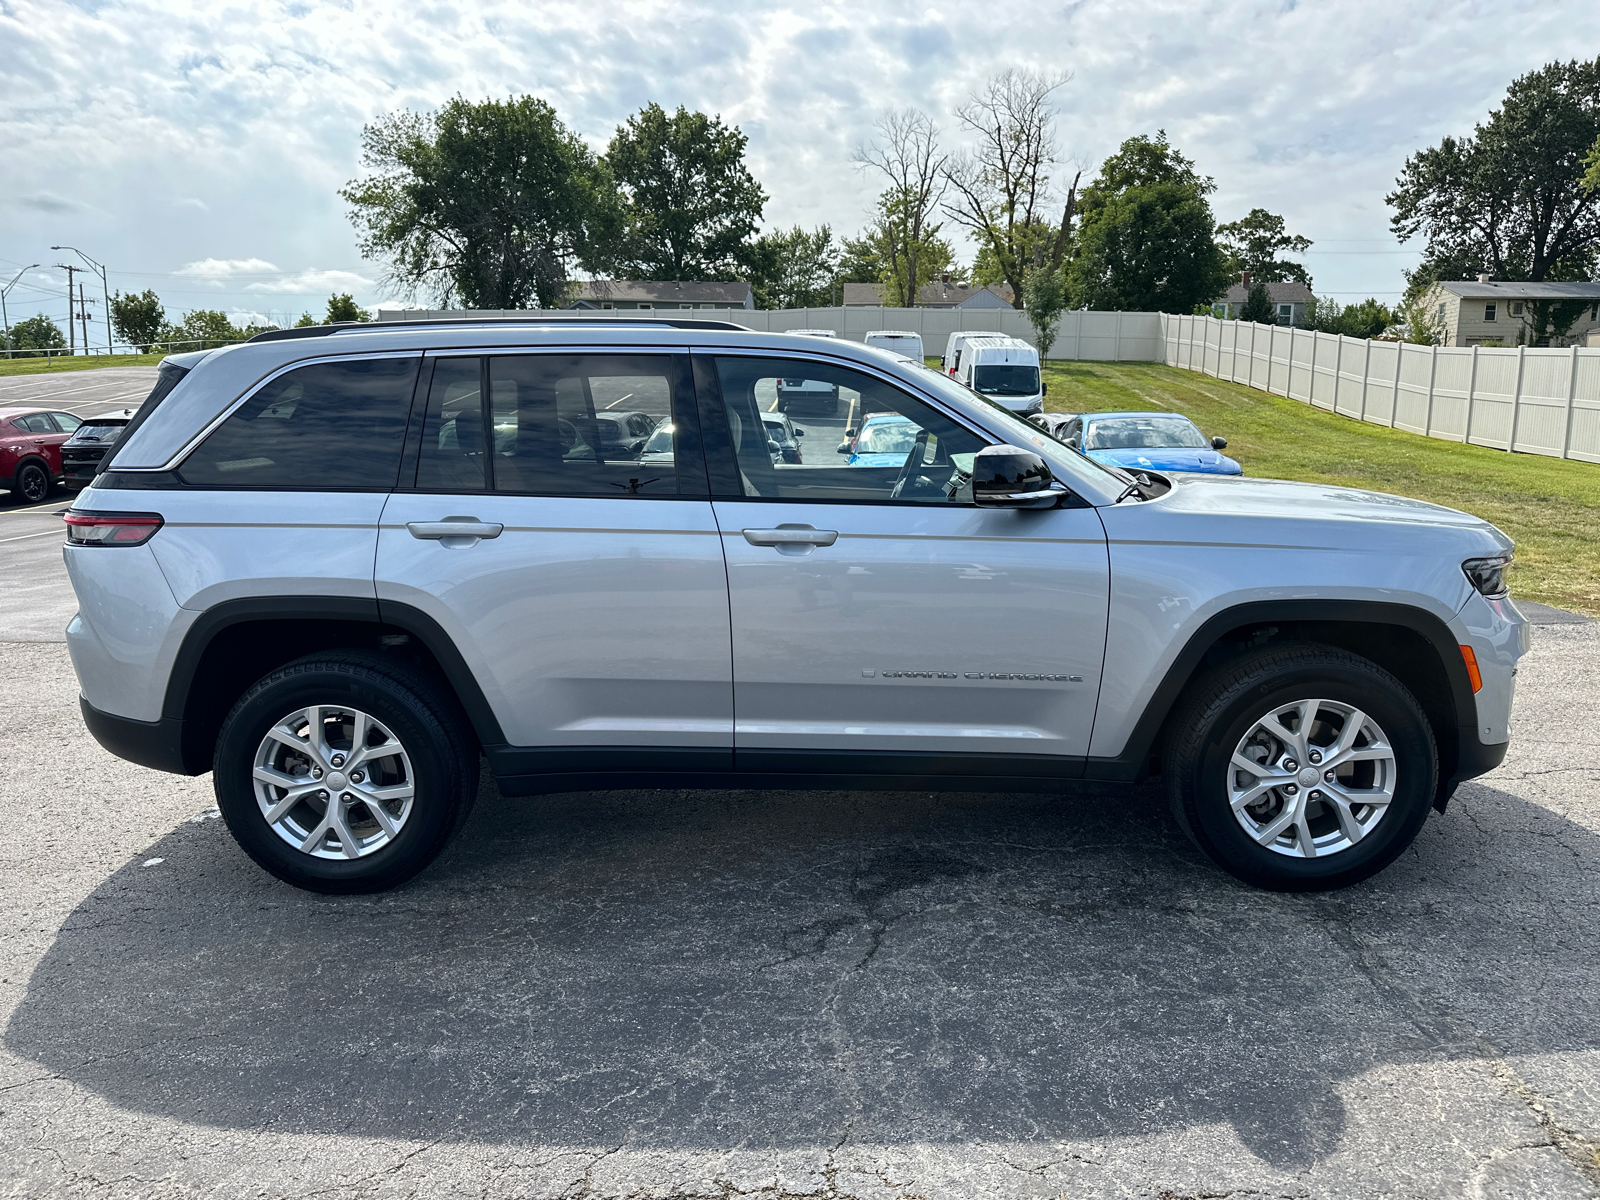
[178,356,418,490]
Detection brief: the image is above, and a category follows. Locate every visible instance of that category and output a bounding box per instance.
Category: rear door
[374,351,732,762]
[700,353,1110,774]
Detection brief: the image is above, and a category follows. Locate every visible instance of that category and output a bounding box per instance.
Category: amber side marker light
[1459,644,1483,693]
[62,511,163,547]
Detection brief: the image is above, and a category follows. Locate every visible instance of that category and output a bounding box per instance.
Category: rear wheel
[12,460,49,503]
[1164,643,1436,891]
[213,654,477,893]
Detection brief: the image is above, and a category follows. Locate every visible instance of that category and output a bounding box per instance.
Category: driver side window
[712,356,986,505]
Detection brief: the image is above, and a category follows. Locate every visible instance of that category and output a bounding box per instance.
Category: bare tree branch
[853,108,948,306]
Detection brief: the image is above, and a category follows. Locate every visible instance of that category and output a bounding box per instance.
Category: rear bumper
[80,696,198,775]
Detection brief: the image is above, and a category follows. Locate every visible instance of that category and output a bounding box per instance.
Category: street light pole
[1,264,41,359]
[52,245,113,354]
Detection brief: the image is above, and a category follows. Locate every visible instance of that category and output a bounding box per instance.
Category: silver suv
[63,319,1526,894]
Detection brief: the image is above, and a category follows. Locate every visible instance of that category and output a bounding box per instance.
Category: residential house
[842,279,1016,309]
[564,280,754,311]
[1418,277,1600,347]
[1213,272,1313,326]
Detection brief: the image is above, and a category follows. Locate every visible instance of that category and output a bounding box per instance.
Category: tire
[1164,642,1436,891]
[213,653,478,893]
[12,460,49,503]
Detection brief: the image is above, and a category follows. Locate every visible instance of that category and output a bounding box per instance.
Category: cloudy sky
[2,0,1594,340]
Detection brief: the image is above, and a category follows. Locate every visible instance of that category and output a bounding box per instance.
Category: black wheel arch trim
[1086,598,1482,783]
[160,596,506,771]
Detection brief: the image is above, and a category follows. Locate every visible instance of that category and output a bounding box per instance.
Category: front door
[375,352,733,760]
[701,354,1110,773]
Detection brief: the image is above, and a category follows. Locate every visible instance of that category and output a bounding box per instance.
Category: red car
[1,408,84,503]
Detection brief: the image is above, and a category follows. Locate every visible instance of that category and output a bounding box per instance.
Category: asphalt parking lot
[5,368,1600,1198]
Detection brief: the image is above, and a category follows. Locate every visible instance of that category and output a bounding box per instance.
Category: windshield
[972,364,1040,396]
[855,419,918,454]
[1086,416,1208,451]
[642,424,674,453]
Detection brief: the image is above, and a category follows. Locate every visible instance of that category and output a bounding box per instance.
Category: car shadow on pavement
[7,772,1596,1170]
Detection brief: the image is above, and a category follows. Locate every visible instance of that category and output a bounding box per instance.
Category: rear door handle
[741,524,839,547]
[407,517,504,542]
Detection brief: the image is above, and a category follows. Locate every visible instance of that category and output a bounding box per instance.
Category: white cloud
[1,0,1595,327]
[244,268,372,295]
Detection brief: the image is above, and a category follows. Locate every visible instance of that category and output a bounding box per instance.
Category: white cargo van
[863,330,924,361]
[954,335,1045,415]
[941,330,999,377]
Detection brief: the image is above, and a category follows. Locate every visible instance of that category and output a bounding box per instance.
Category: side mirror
[836,442,850,454]
[844,428,856,438]
[1041,381,1048,395]
[1211,435,1228,450]
[794,427,805,436]
[972,445,1061,509]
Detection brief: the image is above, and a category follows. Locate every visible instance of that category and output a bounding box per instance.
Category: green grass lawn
[0,353,166,378]
[1040,360,1600,615]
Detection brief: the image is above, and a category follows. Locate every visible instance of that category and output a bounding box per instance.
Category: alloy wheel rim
[1227,698,1398,859]
[252,705,415,859]
[20,467,46,501]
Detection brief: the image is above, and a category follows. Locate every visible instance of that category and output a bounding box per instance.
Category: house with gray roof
[843,280,1015,309]
[564,280,754,311]
[1419,277,1600,346]
[1213,273,1314,326]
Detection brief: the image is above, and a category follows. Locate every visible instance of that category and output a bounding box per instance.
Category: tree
[1585,133,1600,193]
[743,225,839,309]
[109,289,165,352]
[325,293,371,323]
[294,312,318,327]
[942,69,1071,308]
[162,310,245,349]
[8,314,66,357]
[342,95,623,309]
[1238,280,1276,325]
[1389,58,1600,291]
[854,108,948,311]
[1307,296,1393,339]
[1022,264,1068,356]
[1066,133,1229,313]
[1216,208,1313,286]
[604,103,766,281]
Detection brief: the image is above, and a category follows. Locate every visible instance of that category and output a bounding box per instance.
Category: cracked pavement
[4,610,1600,1198]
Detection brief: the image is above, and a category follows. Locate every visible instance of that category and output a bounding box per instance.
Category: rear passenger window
[179,357,418,489]
[414,354,697,497]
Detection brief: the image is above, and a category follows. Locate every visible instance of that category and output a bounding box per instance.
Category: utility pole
[78,282,93,354]
[55,264,79,354]
[1,264,41,359]
[52,245,112,353]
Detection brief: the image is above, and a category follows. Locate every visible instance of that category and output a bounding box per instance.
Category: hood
[1091,447,1240,474]
[1120,472,1513,556]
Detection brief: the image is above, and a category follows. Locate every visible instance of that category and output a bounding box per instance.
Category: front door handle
[741,524,839,547]
[407,517,504,543]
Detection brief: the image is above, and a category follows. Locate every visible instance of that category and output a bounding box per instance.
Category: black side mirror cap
[972,445,1061,509]
[1041,381,1048,395]
[1211,435,1228,450]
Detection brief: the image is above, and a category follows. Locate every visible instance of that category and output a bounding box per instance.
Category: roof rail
[247,316,753,343]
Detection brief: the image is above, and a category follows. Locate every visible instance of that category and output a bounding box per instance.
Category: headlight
[1462,554,1511,598]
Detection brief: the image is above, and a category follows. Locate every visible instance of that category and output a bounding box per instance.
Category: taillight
[63,510,163,546]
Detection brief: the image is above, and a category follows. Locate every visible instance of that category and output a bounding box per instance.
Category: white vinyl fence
[377,305,1165,362]
[1162,313,1600,464]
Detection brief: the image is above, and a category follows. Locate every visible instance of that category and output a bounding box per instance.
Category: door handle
[741,524,839,547]
[407,517,504,542]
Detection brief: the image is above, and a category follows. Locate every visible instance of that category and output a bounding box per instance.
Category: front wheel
[213,654,477,893]
[12,461,49,503]
[1165,643,1437,891]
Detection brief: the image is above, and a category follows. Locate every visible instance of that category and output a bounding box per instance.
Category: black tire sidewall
[214,664,464,893]
[1185,659,1435,890]
[16,462,48,502]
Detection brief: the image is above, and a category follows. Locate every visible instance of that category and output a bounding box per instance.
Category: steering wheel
[889,429,931,500]
[557,418,579,451]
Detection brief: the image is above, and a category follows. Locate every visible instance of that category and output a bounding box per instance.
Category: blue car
[1043,410,1242,475]
[836,412,921,467]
